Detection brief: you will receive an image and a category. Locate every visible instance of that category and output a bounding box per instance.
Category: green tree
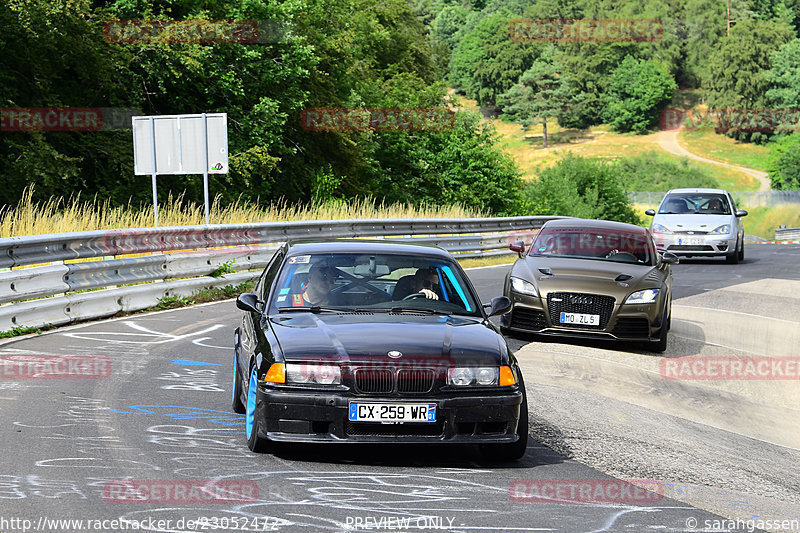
[767,132,800,189]
[449,9,539,107]
[702,18,794,110]
[498,51,571,147]
[766,39,800,110]
[604,56,676,133]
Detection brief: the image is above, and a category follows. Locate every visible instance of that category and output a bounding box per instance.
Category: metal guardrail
[775,227,800,241]
[0,217,560,331]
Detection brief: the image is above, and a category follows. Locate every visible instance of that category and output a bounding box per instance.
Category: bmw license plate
[560,312,600,326]
[348,403,436,423]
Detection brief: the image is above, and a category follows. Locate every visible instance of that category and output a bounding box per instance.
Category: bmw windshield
[270,253,481,316]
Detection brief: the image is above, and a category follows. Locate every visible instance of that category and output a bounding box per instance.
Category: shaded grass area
[678,126,771,173]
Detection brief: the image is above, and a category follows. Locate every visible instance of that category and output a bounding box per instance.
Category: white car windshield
[658,193,731,215]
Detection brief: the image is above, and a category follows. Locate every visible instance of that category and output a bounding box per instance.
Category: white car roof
[665,188,729,194]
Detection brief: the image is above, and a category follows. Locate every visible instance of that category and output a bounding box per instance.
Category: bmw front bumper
[251,385,523,444]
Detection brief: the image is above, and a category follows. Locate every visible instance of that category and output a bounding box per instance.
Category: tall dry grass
[0,187,486,238]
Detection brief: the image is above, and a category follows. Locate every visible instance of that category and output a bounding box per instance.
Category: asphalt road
[0,244,797,533]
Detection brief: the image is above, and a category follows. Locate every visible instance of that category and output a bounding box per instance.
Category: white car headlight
[286,363,341,385]
[651,224,672,234]
[709,225,730,235]
[625,289,660,304]
[447,367,499,386]
[510,276,538,296]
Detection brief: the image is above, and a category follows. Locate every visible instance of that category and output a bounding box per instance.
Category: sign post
[132,113,228,226]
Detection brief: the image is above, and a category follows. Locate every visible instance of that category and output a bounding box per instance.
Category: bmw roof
[284,239,454,259]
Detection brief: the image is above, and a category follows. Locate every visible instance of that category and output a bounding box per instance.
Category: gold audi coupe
[500,219,678,352]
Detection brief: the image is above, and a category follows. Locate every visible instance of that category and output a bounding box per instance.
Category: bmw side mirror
[661,252,679,265]
[485,296,512,317]
[735,210,748,217]
[645,209,656,216]
[236,292,263,314]
[509,240,525,257]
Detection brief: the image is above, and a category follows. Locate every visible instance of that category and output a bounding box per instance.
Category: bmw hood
[269,313,506,366]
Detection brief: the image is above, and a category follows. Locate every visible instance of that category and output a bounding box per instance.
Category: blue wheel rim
[246,366,257,440]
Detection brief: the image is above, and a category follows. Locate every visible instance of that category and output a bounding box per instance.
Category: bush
[614,152,718,191]
[767,132,800,190]
[523,154,641,224]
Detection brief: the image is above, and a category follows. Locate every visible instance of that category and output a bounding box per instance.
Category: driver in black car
[393,268,440,300]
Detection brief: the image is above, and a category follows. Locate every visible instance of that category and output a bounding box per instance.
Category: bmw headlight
[624,289,660,304]
[510,276,538,296]
[651,224,672,234]
[447,367,498,386]
[286,363,341,385]
[709,225,730,235]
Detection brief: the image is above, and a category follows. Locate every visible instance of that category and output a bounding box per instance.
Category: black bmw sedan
[232,240,527,460]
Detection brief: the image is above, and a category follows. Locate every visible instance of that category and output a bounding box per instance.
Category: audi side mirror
[661,252,679,265]
[509,240,525,257]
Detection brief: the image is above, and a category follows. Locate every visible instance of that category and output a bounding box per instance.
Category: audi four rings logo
[568,295,593,305]
[387,350,403,359]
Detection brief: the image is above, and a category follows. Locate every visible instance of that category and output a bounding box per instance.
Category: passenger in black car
[290,263,337,306]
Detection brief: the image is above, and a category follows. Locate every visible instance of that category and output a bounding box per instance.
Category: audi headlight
[286,363,341,385]
[709,225,730,235]
[510,276,538,296]
[651,224,672,234]
[447,367,499,386]
[624,289,660,304]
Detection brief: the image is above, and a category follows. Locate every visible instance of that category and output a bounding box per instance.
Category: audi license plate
[348,403,437,423]
[560,312,600,326]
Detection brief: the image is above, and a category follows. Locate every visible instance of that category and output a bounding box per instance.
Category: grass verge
[678,127,771,172]
[741,206,800,240]
[0,188,485,238]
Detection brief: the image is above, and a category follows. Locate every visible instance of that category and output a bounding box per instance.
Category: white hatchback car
[645,188,747,263]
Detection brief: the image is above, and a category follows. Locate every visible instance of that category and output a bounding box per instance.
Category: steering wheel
[402,292,426,301]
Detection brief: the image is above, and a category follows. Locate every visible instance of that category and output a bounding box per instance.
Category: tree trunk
[542,119,548,148]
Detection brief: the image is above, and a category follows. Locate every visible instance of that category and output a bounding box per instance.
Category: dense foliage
[0,0,522,213]
[522,154,642,224]
[5,0,800,217]
[767,133,800,189]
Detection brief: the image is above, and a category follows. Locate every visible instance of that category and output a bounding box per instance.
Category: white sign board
[133,113,228,175]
